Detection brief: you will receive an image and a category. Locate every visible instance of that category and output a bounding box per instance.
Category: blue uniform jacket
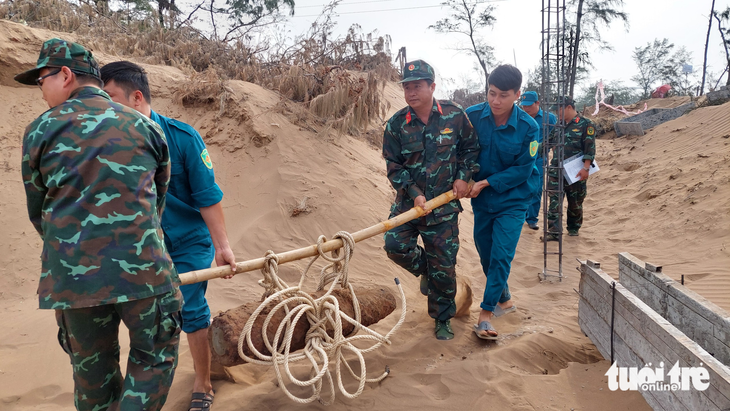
[150,111,224,253]
[533,108,557,159]
[466,102,539,213]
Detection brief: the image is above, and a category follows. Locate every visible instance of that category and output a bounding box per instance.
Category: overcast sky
[274,0,730,99]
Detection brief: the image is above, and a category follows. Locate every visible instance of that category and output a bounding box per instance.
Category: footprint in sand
[410,373,451,401]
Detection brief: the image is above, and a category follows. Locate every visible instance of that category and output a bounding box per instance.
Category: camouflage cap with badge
[549,96,576,109]
[14,38,101,85]
[399,59,435,84]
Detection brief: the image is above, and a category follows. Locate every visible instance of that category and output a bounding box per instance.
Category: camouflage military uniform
[17,39,181,411]
[546,115,597,234]
[382,97,480,321]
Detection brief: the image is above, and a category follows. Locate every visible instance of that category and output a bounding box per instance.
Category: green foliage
[631,38,694,99]
[574,80,640,108]
[566,0,629,95]
[429,0,498,95]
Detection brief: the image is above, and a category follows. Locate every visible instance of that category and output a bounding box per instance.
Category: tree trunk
[569,0,585,98]
[701,0,717,95]
[158,1,165,27]
[713,12,730,87]
[481,58,489,96]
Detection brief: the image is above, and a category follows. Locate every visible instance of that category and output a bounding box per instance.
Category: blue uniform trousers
[171,241,215,333]
[525,158,544,225]
[473,207,525,311]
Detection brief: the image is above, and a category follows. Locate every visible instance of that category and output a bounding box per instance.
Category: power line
[296,0,504,7]
[291,4,444,18]
[296,0,420,9]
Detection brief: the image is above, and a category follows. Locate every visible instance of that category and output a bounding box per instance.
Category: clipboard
[562,153,599,185]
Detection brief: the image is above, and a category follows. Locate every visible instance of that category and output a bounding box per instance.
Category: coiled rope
[237,231,407,405]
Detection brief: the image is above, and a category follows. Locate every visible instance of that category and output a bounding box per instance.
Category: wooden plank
[619,253,730,323]
[622,266,715,343]
[618,253,730,367]
[587,265,730,409]
[579,270,687,410]
[579,261,730,411]
[596,264,730,409]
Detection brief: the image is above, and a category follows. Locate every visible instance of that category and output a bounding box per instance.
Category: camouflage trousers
[383,213,459,321]
[54,288,183,411]
[546,168,588,233]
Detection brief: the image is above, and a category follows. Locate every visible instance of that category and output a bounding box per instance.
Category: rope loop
[237,231,407,405]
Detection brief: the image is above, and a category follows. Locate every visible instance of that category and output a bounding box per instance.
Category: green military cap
[550,96,576,109]
[14,38,101,85]
[400,59,435,83]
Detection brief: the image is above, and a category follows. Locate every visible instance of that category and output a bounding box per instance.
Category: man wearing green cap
[519,90,557,230]
[382,59,480,340]
[545,96,596,240]
[16,38,181,410]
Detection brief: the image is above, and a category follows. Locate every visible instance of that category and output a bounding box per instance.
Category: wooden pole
[178,190,459,285]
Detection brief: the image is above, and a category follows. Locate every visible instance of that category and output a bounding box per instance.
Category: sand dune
[2,19,728,411]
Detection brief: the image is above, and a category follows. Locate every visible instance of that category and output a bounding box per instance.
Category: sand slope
[2,19,728,411]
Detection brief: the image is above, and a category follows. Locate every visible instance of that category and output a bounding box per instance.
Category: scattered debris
[290,196,311,217]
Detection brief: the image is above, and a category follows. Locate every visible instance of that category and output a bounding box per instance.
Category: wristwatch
[582,166,590,172]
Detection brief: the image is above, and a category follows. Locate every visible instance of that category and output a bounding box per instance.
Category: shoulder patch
[201,148,213,169]
[529,141,538,157]
[587,126,595,136]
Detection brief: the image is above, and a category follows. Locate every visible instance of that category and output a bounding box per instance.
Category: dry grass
[172,67,231,114]
[309,70,390,136]
[2,0,398,136]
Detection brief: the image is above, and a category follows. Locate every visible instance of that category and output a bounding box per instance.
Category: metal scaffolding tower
[540,0,567,281]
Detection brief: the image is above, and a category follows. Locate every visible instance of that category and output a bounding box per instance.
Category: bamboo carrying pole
[178,190,459,285]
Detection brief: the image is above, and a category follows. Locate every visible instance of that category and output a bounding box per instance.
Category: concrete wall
[578,259,730,411]
[618,252,730,367]
[614,102,696,137]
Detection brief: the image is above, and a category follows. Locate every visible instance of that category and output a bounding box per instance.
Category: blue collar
[480,102,520,129]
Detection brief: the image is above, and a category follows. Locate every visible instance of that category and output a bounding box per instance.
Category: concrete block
[615,103,696,137]
[614,121,644,137]
[706,89,730,105]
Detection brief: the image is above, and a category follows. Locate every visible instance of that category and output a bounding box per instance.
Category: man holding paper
[545,97,597,240]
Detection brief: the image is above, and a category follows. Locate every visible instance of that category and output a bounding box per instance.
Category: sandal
[189,391,214,411]
[473,321,498,340]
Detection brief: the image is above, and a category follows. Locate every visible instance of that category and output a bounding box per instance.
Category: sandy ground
[1,19,728,411]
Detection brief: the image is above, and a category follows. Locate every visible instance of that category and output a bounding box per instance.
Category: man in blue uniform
[101,61,236,411]
[465,65,539,340]
[519,91,557,230]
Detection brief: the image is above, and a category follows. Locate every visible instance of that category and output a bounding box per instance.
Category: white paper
[562,153,599,185]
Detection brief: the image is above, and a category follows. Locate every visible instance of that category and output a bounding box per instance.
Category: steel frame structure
[540,0,567,281]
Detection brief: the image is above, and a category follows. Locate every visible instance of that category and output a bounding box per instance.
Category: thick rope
[237,231,407,405]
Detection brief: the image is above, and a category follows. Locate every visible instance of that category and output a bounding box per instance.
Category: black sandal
[189,392,214,411]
